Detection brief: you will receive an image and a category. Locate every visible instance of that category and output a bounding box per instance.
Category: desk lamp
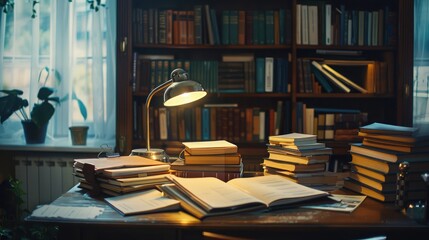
[132,68,207,162]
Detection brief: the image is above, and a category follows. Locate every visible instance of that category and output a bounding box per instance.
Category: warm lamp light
[132,68,206,162]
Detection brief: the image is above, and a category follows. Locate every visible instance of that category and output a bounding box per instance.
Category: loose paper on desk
[301,194,366,212]
[31,205,104,219]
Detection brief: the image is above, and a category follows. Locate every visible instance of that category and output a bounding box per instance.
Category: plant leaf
[37,87,54,101]
[31,102,54,127]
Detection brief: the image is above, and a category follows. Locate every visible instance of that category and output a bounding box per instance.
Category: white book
[301,4,309,45]
[296,4,302,44]
[264,57,274,92]
[308,5,318,45]
[325,4,332,45]
[311,61,351,93]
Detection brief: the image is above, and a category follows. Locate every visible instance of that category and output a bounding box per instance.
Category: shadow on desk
[26,185,429,240]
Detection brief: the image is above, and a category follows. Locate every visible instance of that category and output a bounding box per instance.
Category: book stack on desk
[344,122,429,202]
[263,133,338,189]
[73,155,171,196]
[170,140,243,181]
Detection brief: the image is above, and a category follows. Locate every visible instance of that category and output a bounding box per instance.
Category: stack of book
[344,122,429,202]
[263,133,337,189]
[73,155,171,196]
[170,140,243,181]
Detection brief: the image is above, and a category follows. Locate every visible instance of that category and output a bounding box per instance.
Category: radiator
[14,155,79,212]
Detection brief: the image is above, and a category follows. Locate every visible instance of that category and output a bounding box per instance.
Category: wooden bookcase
[116,0,411,172]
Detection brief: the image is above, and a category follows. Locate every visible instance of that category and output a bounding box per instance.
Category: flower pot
[22,120,48,144]
[69,126,89,145]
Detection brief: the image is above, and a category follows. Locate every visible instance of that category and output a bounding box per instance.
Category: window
[414,0,429,134]
[0,0,116,143]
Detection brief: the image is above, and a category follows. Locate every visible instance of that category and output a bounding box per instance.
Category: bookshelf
[116,0,409,172]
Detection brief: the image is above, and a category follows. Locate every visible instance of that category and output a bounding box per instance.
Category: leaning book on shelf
[321,63,368,93]
[161,174,329,219]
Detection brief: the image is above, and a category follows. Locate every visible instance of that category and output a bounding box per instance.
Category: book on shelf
[321,63,368,93]
[183,151,242,165]
[349,143,429,163]
[263,159,326,173]
[266,151,330,165]
[350,153,429,174]
[105,189,180,216]
[311,61,351,93]
[182,140,238,155]
[160,175,329,219]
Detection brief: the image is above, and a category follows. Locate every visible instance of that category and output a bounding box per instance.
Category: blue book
[202,107,210,140]
[255,58,265,93]
[339,4,346,46]
[229,10,239,45]
[194,5,203,45]
[252,10,259,44]
[279,9,285,44]
[311,64,334,93]
[210,9,221,45]
[265,10,274,45]
[258,11,265,45]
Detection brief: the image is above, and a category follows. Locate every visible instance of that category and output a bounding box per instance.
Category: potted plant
[0,67,60,144]
[66,92,89,145]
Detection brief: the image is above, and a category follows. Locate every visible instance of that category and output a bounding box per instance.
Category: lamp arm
[145,79,173,151]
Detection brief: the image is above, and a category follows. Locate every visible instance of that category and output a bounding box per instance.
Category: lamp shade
[164,80,207,107]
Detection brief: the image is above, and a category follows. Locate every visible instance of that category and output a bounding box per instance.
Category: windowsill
[0,137,116,153]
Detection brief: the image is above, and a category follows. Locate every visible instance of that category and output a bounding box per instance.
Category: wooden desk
[26,185,429,240]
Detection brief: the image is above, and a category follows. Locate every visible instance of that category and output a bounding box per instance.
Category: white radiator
[14,155,79,212]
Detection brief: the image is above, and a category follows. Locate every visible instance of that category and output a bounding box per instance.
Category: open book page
[226,175,329,207]
[166,175,265,211]
[105,189,180,216]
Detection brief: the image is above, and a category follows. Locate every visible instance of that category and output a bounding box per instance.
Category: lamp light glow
[131,68,206,162]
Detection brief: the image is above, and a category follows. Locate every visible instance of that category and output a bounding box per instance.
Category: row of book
[132,53,291,94]
[132,5,292,46]
[296,2,396,46]
[343,122,429,202]
[296,104,368,141]
[263,133,340,190]
[297,58,393,94]
[133,101,291,144]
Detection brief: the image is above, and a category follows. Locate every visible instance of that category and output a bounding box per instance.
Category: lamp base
[131,148,169,163]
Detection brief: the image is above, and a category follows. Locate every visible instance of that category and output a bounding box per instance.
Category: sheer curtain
[414,0,429,135]
[0,0,116,144]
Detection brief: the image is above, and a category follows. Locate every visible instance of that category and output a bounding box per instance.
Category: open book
[161,175,329,219]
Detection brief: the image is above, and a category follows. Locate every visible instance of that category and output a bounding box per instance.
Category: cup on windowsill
[69,126,89,145]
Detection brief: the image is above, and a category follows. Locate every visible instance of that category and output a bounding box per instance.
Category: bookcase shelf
[116,0,408,169]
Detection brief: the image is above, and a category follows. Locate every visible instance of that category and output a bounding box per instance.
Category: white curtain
[0,0,116,143]
[413,0,429,135]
